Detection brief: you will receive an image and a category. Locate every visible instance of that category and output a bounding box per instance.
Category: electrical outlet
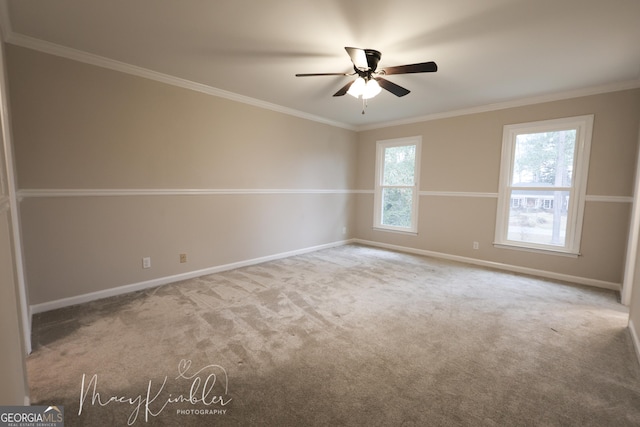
[473,242,479,250]
[180,253,187,263]
[142,257,151,269]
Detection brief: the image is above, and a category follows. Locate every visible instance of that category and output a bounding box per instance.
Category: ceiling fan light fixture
[363,78,381,99]
[347,77,366,98]
[347,77,382,99]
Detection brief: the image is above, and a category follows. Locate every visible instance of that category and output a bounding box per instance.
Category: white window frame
[494,115,593,256]
[373,136,422,234]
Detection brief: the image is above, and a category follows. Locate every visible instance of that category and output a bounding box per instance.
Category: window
[374,136,421,233]
[494,115,593,255]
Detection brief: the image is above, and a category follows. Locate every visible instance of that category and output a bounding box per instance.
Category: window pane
[382,188,414,228]
[383,145,416,186]
[507,190,569,246]
[512,130,576,186]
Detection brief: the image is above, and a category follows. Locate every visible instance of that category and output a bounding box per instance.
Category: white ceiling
[2,0,640,130]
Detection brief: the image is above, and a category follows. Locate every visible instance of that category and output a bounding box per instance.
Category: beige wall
[7,45,358,306]
[356,89,640,285]
[6,41,640,309]
[0,40,28,404]
[0,207,28,404]
[9,46,355,191]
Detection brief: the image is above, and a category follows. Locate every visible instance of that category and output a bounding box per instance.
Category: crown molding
[357,79,640,131]
[1,1,637,134]
[3,31,357,132]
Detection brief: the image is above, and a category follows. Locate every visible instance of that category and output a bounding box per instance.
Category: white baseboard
[353,239,621,291]
[30,239,353,314]
[30,238,621,314]
[629,319,640,367]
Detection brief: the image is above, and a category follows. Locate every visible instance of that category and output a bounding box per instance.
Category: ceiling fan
[296,47,437,107]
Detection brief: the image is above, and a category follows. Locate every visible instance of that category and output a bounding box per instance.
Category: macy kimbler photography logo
[0,405,64,427]
[78,359,231,425]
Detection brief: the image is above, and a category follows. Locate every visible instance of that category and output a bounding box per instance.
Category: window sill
[373,226,418,236]
[493,242,580,258]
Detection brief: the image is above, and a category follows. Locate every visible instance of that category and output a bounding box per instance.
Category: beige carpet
[27,244,640,426]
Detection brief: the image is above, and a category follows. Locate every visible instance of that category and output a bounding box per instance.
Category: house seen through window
[495,115,593,255]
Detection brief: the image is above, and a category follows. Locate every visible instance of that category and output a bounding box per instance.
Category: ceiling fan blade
[333,80,355,97]
[295,72,352,77]
[345,47,369,70]
[375,77,410,97]
[382,61,438,75]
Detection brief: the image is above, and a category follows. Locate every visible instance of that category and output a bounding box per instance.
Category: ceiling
[2,0,640,130]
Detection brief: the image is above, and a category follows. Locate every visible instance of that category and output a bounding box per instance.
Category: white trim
[18,188,632,201]
[586,195,634,203]
[492,242,579,258]
[30,239,352,314]
[4,33,356,132]
[371,227,418,237]
[629,319,640,368]
[29,237,622,314]
[419,191,498,198]
[362,190,629,202]
[353,238,620,291]
[358,80,640,131]
[24,189,626,201]
[17,188,356,198]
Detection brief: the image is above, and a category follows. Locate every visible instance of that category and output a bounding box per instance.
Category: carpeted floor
[27,244,640,426]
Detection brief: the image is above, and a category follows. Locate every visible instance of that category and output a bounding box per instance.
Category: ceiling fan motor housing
[364,49,381,71]
[354,49,382,79]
